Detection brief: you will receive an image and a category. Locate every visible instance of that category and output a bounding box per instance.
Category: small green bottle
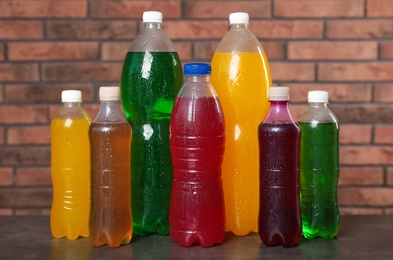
[299,90,340,240]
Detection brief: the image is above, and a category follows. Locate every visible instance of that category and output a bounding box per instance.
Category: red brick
[340,146,393,165]
[0,21,43,39]
[165,21,228,40]
[327,20,393,39]
[251,21,323,39]
[270,62,315,82]
[0,44,4,61]
[194,41,284,61]
[330,104,393,124]
[101,42,129,61]
[16,168,51,186]
[42,62,122,82]
[47,21,136,39]
[319,62,393,82]
[174,42,192,62]
[288,41,377,60]
[275,0,364,18]
[0,168,13,186]
[184,1,271,19]
[289,84,372,103]
[375,126,393,144]
[374,84,393,102]
[339,167,383,186]
[0,106,47,124]
[5,84,94,103]
[380,42,393,60]
[340,207,383,215]
[340,125,372,144]
[0,64,39,82]
[15,208,51,216]
[0,188,52,207]
[387,167,393,185]
[8,42,99,61]
[8,126,50,145]
[0,209,13,215]
[338,188,393,206]
[91,0,181,18]
[0,147,50,166]
[367,0,393,17]
[0,1,87,18]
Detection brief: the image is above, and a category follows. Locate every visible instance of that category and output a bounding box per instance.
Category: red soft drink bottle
[169,63,225,247]
[258,86,302,248]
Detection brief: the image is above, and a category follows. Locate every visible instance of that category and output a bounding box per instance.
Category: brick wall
[0,0,392,215]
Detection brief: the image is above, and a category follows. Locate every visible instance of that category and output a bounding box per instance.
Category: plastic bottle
[50,90,91,240]
[299,90,340,240]
[258,86,302,248]
[89,86,132,247]
[210,12,272,236]
[121,11,183,236]
[169,63,225,248]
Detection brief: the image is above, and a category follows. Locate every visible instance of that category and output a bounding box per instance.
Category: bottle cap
[184,63,211,75]
[229,12,249,25]
[308,90,328,103]
[99,86,121,101]
[61,90,82,102]
[269,86,290,101]
[143,11,163,23]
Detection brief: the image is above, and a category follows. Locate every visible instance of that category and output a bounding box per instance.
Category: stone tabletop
[0,215,392,259]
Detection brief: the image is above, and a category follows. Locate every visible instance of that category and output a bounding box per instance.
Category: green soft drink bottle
[120,11,183,236]
[299,90,340,240]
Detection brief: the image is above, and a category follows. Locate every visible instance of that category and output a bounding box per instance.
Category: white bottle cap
[308,90,328,103]
[61,90,82,102]
[269,86,290,101]
[143,11,163,23]
[99,86,121,101]
[229,12,249,25]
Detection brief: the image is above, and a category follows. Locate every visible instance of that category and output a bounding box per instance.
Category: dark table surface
[0,215,392,259]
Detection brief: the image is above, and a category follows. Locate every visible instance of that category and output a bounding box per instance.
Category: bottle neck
[185,75,210,83]
[230,23,248,30]
[309,102,328,108]
[144,22,161,30]
[269,100,290,113]
[62,102,81,108]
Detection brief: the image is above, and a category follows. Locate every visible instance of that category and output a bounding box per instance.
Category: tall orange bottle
[51,90,91,240]
[211,12,272,236]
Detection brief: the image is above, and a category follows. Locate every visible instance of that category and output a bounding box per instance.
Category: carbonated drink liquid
[170,63,225,247]
[258,87,302,248]
[211,12,272,236]
[51,90,91,240]
[299,90,340,240]
[89,87,132,247]
[121,11,183,236]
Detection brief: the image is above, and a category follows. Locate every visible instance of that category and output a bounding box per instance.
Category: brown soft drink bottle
[89,86,132,247]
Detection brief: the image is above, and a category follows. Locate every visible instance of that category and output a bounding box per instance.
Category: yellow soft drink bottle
[211,12,272,236]
[51,90,91,240]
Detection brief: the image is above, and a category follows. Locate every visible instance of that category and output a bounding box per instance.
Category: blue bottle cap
[184,63,211,75]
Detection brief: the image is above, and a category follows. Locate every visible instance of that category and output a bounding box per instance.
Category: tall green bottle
[299,90,340,240]
[121,11,183,236]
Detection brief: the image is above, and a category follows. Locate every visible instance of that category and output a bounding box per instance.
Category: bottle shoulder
[54,106,91,121]
[215,29,265,53]
[298,106,338,124]
[129,29,176,52]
